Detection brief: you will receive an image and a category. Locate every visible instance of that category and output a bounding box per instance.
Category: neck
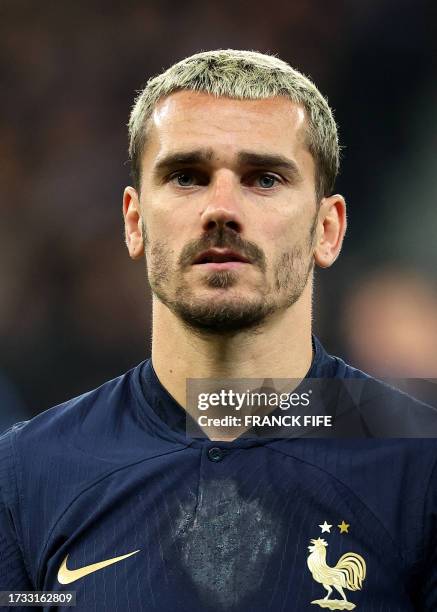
[151,281,314,412]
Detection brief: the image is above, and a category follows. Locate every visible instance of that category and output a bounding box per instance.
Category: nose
[200,172,243,234]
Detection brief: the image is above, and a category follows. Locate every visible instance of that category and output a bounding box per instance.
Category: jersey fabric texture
[0,336,436,611]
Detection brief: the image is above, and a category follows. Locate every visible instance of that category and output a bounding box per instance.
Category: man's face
[134,91,320,333]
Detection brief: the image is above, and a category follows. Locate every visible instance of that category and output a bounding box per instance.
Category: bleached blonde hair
[128,49,340,200]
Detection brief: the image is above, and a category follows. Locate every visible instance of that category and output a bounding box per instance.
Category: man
[0,50,436,611]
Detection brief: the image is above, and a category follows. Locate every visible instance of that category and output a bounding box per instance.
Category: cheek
[262,216,315,269]
[144,197,196,243]
[254,213,301,254]
[253,210,290,246]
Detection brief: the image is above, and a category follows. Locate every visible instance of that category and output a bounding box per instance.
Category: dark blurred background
[1,0,436,427]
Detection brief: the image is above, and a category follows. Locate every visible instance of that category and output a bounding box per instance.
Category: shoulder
[0,362,149,481]
[323,349,437,437]
[0,363,147,586]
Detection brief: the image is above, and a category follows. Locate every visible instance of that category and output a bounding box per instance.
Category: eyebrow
[237,151,301,179]
[153,148,302,181]
[153,149,214,177]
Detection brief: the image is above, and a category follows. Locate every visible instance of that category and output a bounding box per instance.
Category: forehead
[143,90,311,167]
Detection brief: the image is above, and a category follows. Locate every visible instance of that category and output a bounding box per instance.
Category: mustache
[178,226,266,272]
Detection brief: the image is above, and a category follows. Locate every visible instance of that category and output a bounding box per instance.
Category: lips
[192,248,250,265]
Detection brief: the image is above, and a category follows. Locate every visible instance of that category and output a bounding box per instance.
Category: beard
[145,223,315,335]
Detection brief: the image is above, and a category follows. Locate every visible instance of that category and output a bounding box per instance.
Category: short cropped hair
[128,49,340,200]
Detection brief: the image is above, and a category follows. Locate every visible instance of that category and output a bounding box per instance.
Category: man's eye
[256,174,280,188]
[170,172,197,187]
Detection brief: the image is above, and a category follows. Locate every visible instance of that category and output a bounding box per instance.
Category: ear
[123,186,144,260]
[313,194,347,268]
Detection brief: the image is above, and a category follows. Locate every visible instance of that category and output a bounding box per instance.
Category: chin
[172,294,277,335]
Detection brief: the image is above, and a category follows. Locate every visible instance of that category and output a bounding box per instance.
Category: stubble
[144,221,316,334]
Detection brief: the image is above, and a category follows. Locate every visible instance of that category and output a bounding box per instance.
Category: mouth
[192,248,251,270]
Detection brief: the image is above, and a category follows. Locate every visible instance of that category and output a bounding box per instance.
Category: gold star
[338,520,350,533]
[319,521,332,533]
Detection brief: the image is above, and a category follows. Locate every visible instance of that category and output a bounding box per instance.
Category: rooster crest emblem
[307,537,366,610]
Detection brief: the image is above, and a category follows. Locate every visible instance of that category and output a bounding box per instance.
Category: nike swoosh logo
[57,550,140,584]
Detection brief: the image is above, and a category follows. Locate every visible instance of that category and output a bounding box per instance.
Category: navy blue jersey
[0,337,436,611]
